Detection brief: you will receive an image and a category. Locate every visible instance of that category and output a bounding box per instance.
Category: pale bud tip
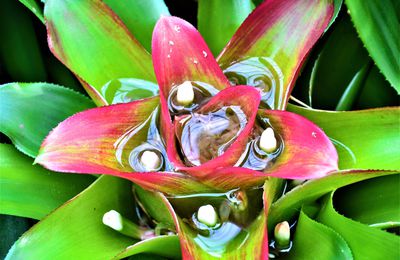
[103,210,123,231]
[197,204,218,227]
[274,221,290,247]
[260,127,277,153]
[140,150,161,171]
[176,81,195,106]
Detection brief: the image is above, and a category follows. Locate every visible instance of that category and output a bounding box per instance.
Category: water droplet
[202,51,208,58]
[193,58,198,64]
[168,40,174,46]
[167,54,171,58]
[169,48,173,53]
[174,25,181,32]
[312,132,317,138]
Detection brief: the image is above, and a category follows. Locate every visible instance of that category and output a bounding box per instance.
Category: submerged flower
[36,0,338,258]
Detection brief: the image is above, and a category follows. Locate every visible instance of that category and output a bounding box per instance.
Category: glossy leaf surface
[44,0,155,104]
[0,144,94,220]
[285,209,352,259]
[0,82,94,158]
[152,16,230,101]
[218,0,334,109]
[197,0,254,56]
[288,105,400,169]
[345,0,400,91]
[258,109,338,179]
[317,193,400,259]
[334,175,400,228]
[103,0,170,52]
[114,235,181,259]
[6,176,136,259]
[268,170,399,229]
[36,97,213,195]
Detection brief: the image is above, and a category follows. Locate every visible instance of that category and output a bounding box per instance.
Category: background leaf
[197,0,254,56]
[0,82,94,158]
[6,176,137,260]
[268,170,399,229]
[308,13,370,109]
[288,105,400,169]
[103,0,170,52]
[0,144,94,220]
[0,0,47,82]
[284,209,352,259]
[317,193,400,259]
[345,0,400,91]
[334,175,400,229]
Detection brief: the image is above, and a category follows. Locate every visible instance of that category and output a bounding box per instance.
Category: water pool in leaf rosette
[236,117,284,171]
[168,187,264,257]
[221,57,284,109]
[167,81,219,117]
[114,107,173,172]
[175,106,248,167]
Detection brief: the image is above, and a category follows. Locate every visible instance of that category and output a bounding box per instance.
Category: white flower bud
[274,221,290,248]
[176,81,195,106]
[197,204,218,227]
[102,210,123,231]
[260,127,277,153]
[140,150,161,171]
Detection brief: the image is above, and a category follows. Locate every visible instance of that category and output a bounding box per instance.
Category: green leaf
[268,170,399,230]
[284,209,352,259]
[317,192,400,259]
[0,144,94,220]
[0,82,94,158]
[345,0,400,91]
[18,0,44,23]
[354,65,399,109]
[288,105,400,169]
[335,62,370,111]
[113,235,181,260]
[0,0,47,82]
[6,176,137,259]
[103,0,170,52]
[327,0,343,29]
[44,0,156,105]
[198,0,254,56]
[334,175,400,229]
[309,14,370,109]
[134,185,175,228]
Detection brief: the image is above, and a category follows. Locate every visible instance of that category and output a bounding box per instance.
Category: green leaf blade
[6,176,137,259]
[345,0,400,91]
[288,105,400,170]
[198,0,254,56]
[0,144,94,220]
[0,82,94,158]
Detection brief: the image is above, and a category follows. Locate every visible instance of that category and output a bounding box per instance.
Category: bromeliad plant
[1,0,399,259]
